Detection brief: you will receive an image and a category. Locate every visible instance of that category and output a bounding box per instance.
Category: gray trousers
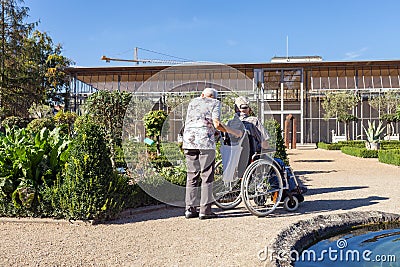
[184,149,215,214]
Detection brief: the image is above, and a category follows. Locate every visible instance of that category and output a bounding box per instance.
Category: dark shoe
[185,208,199,219]
[199,212,218,220]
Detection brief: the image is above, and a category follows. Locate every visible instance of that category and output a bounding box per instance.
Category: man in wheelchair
[225,96,306,195]
[222,96,270,173]
[234,96,270,157]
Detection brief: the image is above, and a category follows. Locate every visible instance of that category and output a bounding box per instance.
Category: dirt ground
[1,148,399,266]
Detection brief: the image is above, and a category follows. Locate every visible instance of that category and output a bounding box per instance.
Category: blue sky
[25,0,400,67]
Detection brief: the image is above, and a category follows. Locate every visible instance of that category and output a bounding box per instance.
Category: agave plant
[362,120,386,144]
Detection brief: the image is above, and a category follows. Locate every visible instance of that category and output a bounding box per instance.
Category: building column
[300,79,304,144]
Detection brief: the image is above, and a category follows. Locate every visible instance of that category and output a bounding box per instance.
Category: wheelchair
[213,134,306,217]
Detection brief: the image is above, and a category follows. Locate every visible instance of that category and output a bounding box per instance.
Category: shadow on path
[295,170,338,176]
[306,186,369,196]
[269,195,389,218]
[105,205,253,224]
[293,159,335,163]
[104,206,183,225]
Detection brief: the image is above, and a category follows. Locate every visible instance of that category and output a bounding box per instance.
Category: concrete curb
[271,211,400,267]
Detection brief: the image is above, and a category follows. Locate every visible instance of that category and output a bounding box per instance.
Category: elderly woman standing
[182,88,242,220]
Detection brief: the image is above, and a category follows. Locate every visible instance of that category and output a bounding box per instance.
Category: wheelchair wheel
[241,159,283,217]
[213,160,242,210]
[283,195,299,212]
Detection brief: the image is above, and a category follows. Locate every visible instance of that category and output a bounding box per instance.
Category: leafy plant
[159,165,187,186]
[1,116,31,129]
[27,118,55,132]
[143,110,169,155]
[53,110,77,136]
[28,103,53,119]
[0,126,70,212]
[362,120,386,144]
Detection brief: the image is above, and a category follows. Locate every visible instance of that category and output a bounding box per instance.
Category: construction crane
[101,47,193,65]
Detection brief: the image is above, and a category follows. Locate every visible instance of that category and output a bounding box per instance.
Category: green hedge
[378,149,400,166]
[317,140,365,150]
[341,146,378,158]
[317,142,342,150]
[380,141,400,150]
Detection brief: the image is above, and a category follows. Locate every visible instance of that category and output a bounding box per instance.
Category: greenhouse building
[64,58,400,144]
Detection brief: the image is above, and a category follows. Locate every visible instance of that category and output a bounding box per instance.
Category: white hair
[202,87,218,98]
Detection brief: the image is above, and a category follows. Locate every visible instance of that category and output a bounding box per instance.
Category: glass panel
[329,69,338,89]
[320,70,329,90]
[362,68,372,89]
[380,68,391,88]
[372,68,382,88]
[310,69,321,90]
[264,70,280,101]
[346,69,356,89]
[389,67,400,88]
[337,68,346,89]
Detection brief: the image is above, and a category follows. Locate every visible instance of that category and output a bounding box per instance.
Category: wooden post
[292,117,297,149]
[285,114,293,148]
[284,118,290,148]
[285,114,297,149]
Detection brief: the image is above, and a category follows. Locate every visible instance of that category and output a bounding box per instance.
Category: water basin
[296,223,400,266]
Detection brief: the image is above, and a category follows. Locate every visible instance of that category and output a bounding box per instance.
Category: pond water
[295,223,400,267]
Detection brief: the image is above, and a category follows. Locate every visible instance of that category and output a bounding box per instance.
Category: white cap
[202,87,218,98]
[235,96,250,107]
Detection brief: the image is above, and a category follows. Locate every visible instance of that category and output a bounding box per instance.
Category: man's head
[235,96,251,114]
[201,87,218,99]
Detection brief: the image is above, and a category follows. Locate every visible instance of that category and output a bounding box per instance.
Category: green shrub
[341,146,378,158]
[27,118,55,132]
[1,116,31,129]
[378,149,400,166]
[49,121,129,220]
[265,119,289,165]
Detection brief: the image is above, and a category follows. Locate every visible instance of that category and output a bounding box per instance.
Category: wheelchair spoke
[241,159,283,217]
[213,160,242,209]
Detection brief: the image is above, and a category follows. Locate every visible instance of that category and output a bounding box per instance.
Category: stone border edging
[271,211,400,267]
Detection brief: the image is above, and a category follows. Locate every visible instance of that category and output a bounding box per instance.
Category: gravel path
[1,149,399,266]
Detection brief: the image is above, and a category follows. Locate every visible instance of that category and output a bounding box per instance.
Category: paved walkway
[0,149,399,266]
